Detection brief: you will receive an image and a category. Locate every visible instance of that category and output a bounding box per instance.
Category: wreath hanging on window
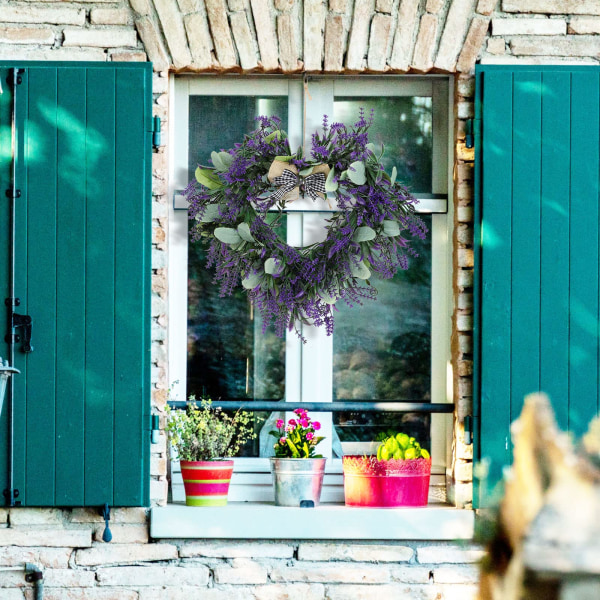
[185,112,427,340]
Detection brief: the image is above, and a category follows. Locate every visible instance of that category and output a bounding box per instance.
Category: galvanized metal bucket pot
[270,457,327,507]
[0,357,19,417]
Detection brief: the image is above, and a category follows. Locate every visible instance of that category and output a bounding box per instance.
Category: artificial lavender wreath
[185,111,427,340]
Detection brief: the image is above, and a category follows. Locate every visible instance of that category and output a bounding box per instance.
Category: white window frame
[167,75,454,504]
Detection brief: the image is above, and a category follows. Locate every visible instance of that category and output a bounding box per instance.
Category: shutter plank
[84,68,116,506]
[113,68,149,505]
[480,70,514,486]
[540,71,571,431]
[511,71,542,422]
[55,67,87,505]
[25,67,58,506]
[569,72,600,436]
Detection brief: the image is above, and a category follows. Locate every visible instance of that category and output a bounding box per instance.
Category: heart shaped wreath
[185,112,427,340]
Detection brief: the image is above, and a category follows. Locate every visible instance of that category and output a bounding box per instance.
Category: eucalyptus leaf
[390,166,397,187]
[237,222,255,242]
[325,167,338,192]
[349,260,371,280]
[275,155,293,162]
[264,257,285,275]
[242,271,262,289]
[339,170,348,181]
[211,151,228,172]
[200,204,221,223]
[319,290,338,305]
[366,142,376,153]
[382,219,400,237]
[352,226,376,242]
[299,167,314,176]
[218,151,233,168]
[265,130,282,143]
[348,161,366,185]
[214,227,242,245]
[195,167,222,190]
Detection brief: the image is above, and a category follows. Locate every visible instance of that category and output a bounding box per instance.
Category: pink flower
[299,418,309,428]
[285,425,294,433]
[279,437,286,444]
[293,408,306,416]
[288,418,297,426]
[306,432,314,441]
[276,419,284,428]
[312,421,321,430]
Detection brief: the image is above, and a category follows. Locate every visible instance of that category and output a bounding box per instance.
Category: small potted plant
[268,408,326,506]
[165,397,256,506]
[343,432,432,507]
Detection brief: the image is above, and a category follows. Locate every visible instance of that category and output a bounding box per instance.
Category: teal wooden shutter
[474,65,600,505]
[0,63,152,507]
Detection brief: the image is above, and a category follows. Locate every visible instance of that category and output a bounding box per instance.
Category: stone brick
[153,0,193,69]
[229,0,246,10]
[326,584,474,600]
[376,0,393,13]
[178,0,201,12]
[9,508,66,526]
[387,566,434,584]
[90,8,132,26]
[411,14,438,72]
[0,509,7,524]
[151,454,167,476]
[477,0,499,15]
[426,0,446,13]
[457,16,490,73]
[0,528,92,547]
[304,0,326,71]
[0,27,54,45]
[2,6,85,26]
[457,181,473,201]
[492,18,566,36]
[345,0,374,71]
[389,0,420,71]
[569,17,600,35]
[456,142,474,162]
[432,565,480,583]
[458,334,473,354]
[206,0,238,68]
[43,568,96,587]
[458,293,473,310]
[457,102,474,119]
[275,0,296,10]
[456,314,473,331]
[457,268,474,288]
[278,14,301,72]
[457,76,475,99]
[251,0,279,70]
[214,558,268,584]
[110,49,147,61]
[179,540,295,558]
[71,508,147,524]
[510,35,600,57]
[253,583,326,600]
[139,589,247,600]
[135,16,170,71]
[76,542,177,566]
[561,580,600,600]
[487,37,506,54]
[93,523,149,544]
[324,14,345,72]
[457,206,473,223]
[39,590,139,600]
[97,565,210,586]
[230,12,258,70]
[150,477,168,504]
[63,28,137,48]
[270,562,391,583]
[457,162,474,181]
[456,223,473,245]
[367,14,392,71]
[0,590,25,600]
[457,360,473,377]
[298,543,414,562]
[0,546,72,568]
[130,0,152,15]
[502,0,600,15]
[434,0,474,72]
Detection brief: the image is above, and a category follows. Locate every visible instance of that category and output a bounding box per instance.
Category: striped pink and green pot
[180,460,234,506]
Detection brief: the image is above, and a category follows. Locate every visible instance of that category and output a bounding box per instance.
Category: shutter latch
[464,415,474,445]
[3,487,21,507]
[152,116,161,149]
[465,119,474,149]
[101,503,113,542]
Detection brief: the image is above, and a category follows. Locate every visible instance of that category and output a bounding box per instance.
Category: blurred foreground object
[479,393,600,600]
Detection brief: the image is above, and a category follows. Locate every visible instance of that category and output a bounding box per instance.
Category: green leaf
[195,167,222,190]
[379,143,385,159]
[366,142,376,153]
[352,226,376,242]
[349,260,371,280]
[242,271,262,289]
[299,166,314,176]
[339,170,348,181]
[318,290,337,305]
[218,151,233,168]
[348,161,366,185]
[265,130,282,143]
[211,151,227,172]
[382,220,400,237]
[199,204,221,223]
[275,155,293,162]
[237,222,255,242]
[214,227,242,245]
[325,167,338,192]
[390,166,397,187]
[264,257,285,275]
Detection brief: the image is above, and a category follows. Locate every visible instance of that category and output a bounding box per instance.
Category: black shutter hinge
[151,414,160,444]
[465,119,474,149]
[5,300,33,353]
[464,415,474,445]
[152,116,161,149]
[5,189,21,199]
[3,488,21,507]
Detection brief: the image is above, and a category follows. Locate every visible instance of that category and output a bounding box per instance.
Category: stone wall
[1,0,600,597]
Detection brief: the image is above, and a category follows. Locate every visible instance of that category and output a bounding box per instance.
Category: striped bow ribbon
[270,169,327,204]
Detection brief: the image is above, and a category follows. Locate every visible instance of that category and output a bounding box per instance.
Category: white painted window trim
[167,75,455,508]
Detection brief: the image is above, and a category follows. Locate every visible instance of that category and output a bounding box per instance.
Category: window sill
[150,502,474,541]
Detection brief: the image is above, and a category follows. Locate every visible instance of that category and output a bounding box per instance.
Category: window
[168,76,452,503]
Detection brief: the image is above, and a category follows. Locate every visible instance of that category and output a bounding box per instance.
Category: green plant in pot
[165,398,256,506]
[343,431,432,507]
[268,408,327,507]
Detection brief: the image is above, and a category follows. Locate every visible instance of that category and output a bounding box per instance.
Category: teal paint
[0,62,152,507]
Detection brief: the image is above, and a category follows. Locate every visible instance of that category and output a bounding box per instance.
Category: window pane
[333,97,433,194]
[332,215,432,449]
[187,96,288,456]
